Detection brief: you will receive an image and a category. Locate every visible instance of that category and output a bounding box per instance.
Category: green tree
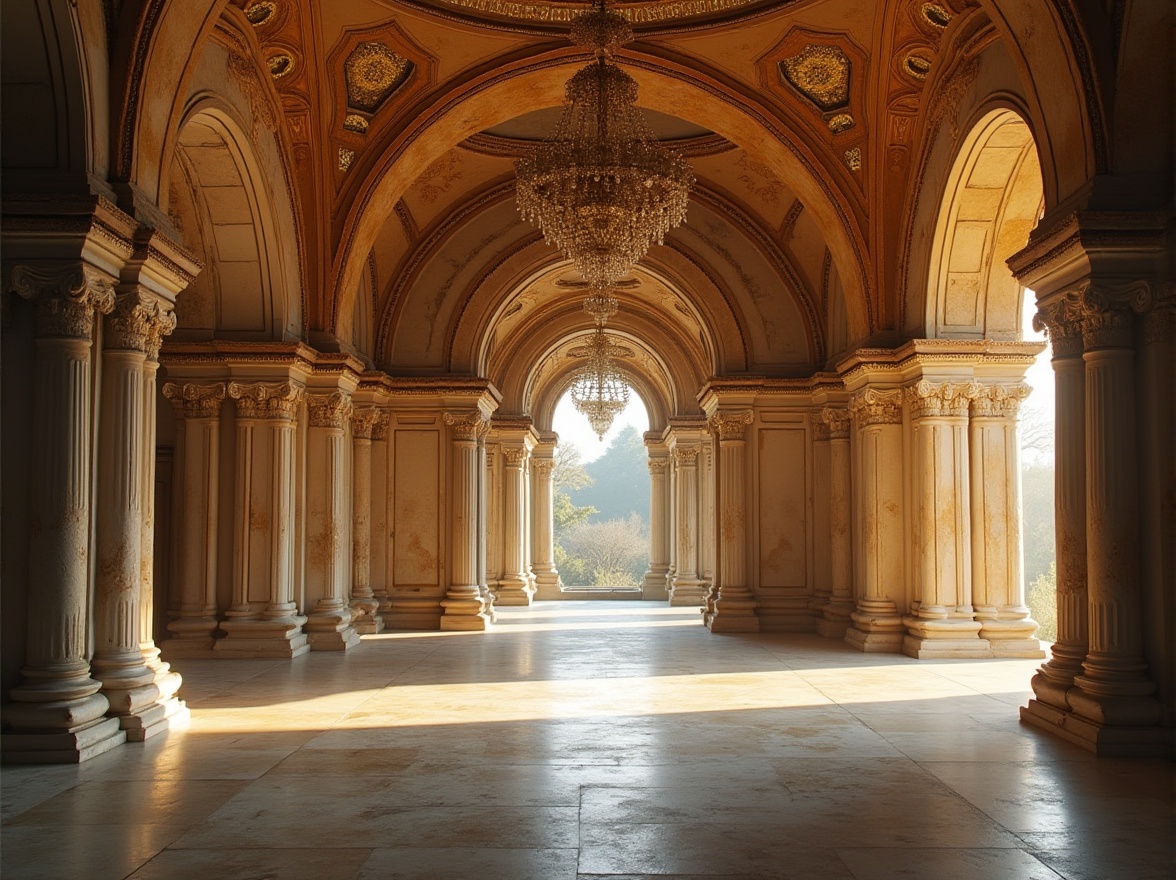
[1027,560,1057,643]
[570,425,650,525]
[562,514,648,587]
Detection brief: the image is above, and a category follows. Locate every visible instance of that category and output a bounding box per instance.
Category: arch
[165,101,302,340]
[331,54,872,349]
[924,107,1042,340]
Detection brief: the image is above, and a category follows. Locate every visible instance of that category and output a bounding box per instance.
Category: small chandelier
[570,327,631,439]
[516,0,694,289]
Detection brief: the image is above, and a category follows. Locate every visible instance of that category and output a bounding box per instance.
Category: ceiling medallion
[827,112,855,134]
[245,2,276,26]
[344,43,413,112]
[779,44,851,111]
[904,52,932,80]
[267,53,294,79]
[516,0,694,291]
[343,114,370,134]
[921,3,952,28]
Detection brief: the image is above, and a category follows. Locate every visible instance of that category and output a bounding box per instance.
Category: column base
[217,617,310,658]
[707,590,760,632]
[979,618,1044,657]
[902,615,990,659]
[350,598,384,634]
[642,569,669,601]
[352,615,386,635]
[161,637,218,658]
[121,697,190,742]
[532,572,561,601]
[1020,700,1172,758]
[845,602,905,652]
[845,627,904,652]
[440,589,490,631]
[306,628,362,651]
[1,716,126,765]
[815,617,851,638]
[495,576,535,606]
[988,638,1045,658]
[305,605,360,651]
[669,578,707,606]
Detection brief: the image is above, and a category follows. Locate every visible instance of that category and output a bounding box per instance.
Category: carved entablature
[821,406,851,439]
[969,383,1030,420]
[849,388,903,426]
[9,264,117,340]
[709,409,753,441]
[105,290,176,355]
[228,381,304,421]
[162,381,227,420]
[444,410,488,442]
[351,407,382,440]
[905,380,971,420]
[307,391,353,428]
[672,446,701,466]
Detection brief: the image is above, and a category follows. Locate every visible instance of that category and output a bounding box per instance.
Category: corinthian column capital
[163,381,227,419]
[444,410,488,441]
[904,380,971,420]
[708,409,753,441]
[351,406,382,440]
[306,391,352,428]
[9,263,117,339]
[105,289,176,354]
[821,407,851,439]
[968,382,1031,419]
[849,388,903,426]
[228,381,303,420]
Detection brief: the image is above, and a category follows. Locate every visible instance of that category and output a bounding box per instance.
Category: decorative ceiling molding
[344,43,414,112]
[460,130,735,159]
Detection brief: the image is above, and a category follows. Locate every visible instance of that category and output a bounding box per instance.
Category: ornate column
[1066,285,1161,731]
[219,382,309,657]
[91,291,176,734]
[496,440,534,604]
[350,407,384,634]
[484,438,503,595]
[1026,295,1089,711]
[2,265,125,761]
[845,389,906,652]
[304,391,360,650]
[441,412,491,630]
[817,407,855,637]
[162,382,226,653]
[707,410,757,632]
[901,381,986,658]
[700,439,716,604]
[969,383,1042,657]
[669,443,705,606]
[810,412,833,622]
[476,427,496,618]
[530,438,559,600]
[642,437,670,600]
[370,411,392,620]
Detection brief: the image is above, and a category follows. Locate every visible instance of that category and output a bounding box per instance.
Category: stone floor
[2,602,1172,880]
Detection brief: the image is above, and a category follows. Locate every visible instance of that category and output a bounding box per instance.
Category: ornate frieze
[905,380,971,420]
[228,381,303,420]
[9,264,116,339]
[708,409,753,441]
[162,382,227,420]
[307,391,352,428]
[968,383,1031,419]
[444,410,488,441]
[821,407,851,439]
[849,388,903,426]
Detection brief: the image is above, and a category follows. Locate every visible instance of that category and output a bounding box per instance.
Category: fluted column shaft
[349,409,383,634]
[669,445,704,606]
[707,411,757,631]
[1069,294,1160,726]
[4,266,122,753]
[530,444,559,598]
[441,412,490,630]
[93,293,170,721]
[371,413,391,615]
[163,384,224,649]
[496,443,533,604]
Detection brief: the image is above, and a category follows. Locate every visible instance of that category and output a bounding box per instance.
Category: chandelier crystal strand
[515,0,694,290]
[570,327,631,439]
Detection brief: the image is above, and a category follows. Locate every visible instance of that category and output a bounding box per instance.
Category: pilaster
[844,389,906,652]
[530,434,560,600]
[706,410,758,632]
[642,435,671,600]
[349,406,384,634]
[667,424,706,607]
[817,407,855,637]
[442,411,492,630]
[495,422,537,605]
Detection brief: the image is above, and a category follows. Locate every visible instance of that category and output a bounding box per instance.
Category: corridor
[2,603,1171,879]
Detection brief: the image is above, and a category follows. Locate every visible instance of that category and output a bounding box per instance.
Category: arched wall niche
[331,55,872,349]
[164,100,302,341]
[923,106,1043,340]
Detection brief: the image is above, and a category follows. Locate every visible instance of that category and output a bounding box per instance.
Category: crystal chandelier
[570,327,631,439]
[516,0,694,290]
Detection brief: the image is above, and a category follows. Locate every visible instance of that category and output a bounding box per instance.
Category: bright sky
[553,392,650,462]
[1020,291,1055,463]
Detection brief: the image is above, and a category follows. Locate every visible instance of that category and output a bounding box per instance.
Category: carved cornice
[444,410,488,441]
[709,409,753,441]
[162,381,227,419]
[307,391,353,429]
[849,388,903,426]
[968,383,1030,419]
[9,263,116,339]
[905,380,971,420]
[228,381,303,420]
[351,406,382,440]
[821,406,851,439]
